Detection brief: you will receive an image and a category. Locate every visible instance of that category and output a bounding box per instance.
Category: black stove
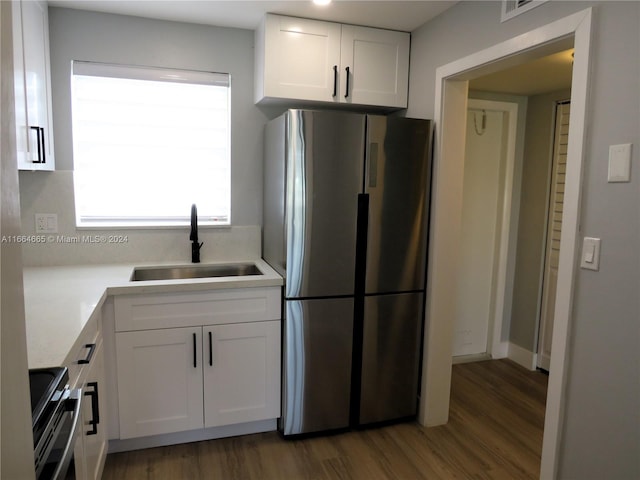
[29,367,68,447]
[28,367,80,479]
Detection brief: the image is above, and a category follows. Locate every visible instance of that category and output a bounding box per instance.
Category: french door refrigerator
[263,109,433,436]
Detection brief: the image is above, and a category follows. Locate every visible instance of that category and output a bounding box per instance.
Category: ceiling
[47,1,458,32]
[47,1,572,97]
[469,49,574,96]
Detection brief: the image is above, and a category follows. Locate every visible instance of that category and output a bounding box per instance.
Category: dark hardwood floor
[102,359,548,479]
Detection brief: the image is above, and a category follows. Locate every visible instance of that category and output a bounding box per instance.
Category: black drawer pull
[193,333,197,368]
[78,343,96,364]
[84,381,100,435]
[29,126,46,164]
[344,66,350,98]
[209,331,213,366]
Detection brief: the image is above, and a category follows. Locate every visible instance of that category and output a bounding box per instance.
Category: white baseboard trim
[490,341,509,359]
[108,418,277,453]
[452,352,491,365]
[507,342,538,370]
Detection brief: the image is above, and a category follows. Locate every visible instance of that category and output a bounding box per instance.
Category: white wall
[409,1,639,478]
[19,7,272,266]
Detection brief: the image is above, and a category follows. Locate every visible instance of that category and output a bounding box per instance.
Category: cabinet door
[263,15,341,103]
[82,340,108,480]
[116,327,203,438]
[203,321,281,428]
[13,0,55,170]
[340,26,409,108]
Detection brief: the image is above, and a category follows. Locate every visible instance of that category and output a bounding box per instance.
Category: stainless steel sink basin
[131,263,263,281]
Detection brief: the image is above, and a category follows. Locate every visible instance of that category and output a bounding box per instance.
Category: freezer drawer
[359,292,424,425]
[281,297,354,435]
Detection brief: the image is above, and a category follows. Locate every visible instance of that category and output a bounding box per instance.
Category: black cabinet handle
[209,331,213,366]
[78,343,96,364]
[193,333,197,368]
[84,382,100,435]
[344,66,350,98]
[332,65,338,97]
[29,126,46,164]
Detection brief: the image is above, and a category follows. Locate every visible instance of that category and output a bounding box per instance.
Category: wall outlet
[35,213,58,233]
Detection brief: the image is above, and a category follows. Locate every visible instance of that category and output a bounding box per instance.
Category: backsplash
[18,171,261,266]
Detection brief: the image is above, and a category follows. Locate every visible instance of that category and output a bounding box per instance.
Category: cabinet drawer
[114,287,281,332]
[66,308,100,387]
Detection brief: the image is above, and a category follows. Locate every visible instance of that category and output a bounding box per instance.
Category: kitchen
[1,1,638,479]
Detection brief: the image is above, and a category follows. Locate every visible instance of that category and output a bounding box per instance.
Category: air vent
[501,0,549,22]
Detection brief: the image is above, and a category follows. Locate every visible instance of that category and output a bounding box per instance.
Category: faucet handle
[192,241,203,263]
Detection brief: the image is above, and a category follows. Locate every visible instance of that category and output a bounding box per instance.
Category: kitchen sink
[131,263,263,281]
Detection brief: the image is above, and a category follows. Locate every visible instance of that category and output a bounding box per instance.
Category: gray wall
[19,7,269,265]
[510,89,571,352]
[409,1,639,478]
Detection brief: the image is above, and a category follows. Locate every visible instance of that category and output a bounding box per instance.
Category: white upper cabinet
[12,0,55,171]
[340,25,410,108]
[255,14,410,109]
[257,15,341,103]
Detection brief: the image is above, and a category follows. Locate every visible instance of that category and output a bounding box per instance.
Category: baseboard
[507,342,537,370]
[490,341,509,359]
[452,352,491,365]
[108,418,277,453]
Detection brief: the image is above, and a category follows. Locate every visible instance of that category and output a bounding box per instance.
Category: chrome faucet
[190,204,203,263]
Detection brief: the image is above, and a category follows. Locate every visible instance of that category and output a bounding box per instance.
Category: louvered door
[537,101,570,371]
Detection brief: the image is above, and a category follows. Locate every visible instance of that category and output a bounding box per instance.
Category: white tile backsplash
[19,171,261,266]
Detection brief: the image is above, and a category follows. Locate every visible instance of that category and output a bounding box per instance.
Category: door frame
[419,8,593,479]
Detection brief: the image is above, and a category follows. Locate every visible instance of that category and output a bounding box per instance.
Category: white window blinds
[71,61,231,227]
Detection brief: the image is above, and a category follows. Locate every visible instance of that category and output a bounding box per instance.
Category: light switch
[608,143,632,182]
[580,237,601,271]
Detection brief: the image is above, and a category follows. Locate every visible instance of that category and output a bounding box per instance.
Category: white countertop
[23,259,283,369]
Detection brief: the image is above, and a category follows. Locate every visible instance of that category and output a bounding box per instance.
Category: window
[71,61,231,227]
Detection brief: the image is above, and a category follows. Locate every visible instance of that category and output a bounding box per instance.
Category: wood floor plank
[102,359,547,479]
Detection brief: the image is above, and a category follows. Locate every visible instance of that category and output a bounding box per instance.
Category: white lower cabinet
[80,340,108,480]
[113,288,282,440]
[67,309,108,480]
[203,321,280,428]
[116,327,204,439]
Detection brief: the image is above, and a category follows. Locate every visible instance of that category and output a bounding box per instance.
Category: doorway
[420,8,593,478]
[453,99,518,360]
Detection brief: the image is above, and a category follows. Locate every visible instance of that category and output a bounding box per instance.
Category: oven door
[36,388,82,480]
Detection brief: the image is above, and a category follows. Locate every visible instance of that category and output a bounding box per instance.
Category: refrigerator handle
[332,65,338,97]
[354,194,369,296]
[367,143,379,188]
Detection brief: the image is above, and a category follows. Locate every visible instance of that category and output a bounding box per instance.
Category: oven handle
[51,388,82,480]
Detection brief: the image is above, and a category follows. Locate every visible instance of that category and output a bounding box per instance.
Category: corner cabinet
[113,287,281,440]
[12,0,55,171]
[255,14,410,109]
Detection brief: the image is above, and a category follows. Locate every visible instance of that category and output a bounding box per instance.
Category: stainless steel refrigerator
[263,109,433,436]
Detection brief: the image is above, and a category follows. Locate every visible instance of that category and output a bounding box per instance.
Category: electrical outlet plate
[35,213,58,233]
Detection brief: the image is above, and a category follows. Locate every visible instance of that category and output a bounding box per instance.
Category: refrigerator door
[281,298,354,435]
[359,292,424,425]
[285,110,365,299]
[364,116,432,294]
